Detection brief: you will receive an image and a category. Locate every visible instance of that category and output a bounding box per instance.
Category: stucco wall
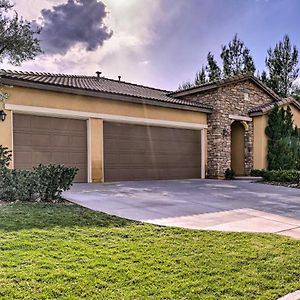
[6,86,207,124]
[253,103,300,170]
[0,109,13,166]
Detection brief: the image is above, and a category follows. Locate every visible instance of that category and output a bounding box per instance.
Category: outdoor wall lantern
[0,87,9,122]
[0,110,6,122]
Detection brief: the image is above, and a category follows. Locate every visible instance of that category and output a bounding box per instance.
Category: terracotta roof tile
[0,70,212,111]
[249,97,300,115]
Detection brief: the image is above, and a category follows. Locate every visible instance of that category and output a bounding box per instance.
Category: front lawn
[0,202,299,299]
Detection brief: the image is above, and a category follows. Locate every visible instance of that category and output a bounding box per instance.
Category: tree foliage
[206,52,221,82]
[178,34,255,90]
[264,35,299,97]
[0,0,41,65]
[265,104,300,170]
[194,66,207,86]
[220,34,255,77]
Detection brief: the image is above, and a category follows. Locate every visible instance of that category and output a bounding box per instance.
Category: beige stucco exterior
[253,104,300,170]
[0,86,208,182]
[90,118,104,183]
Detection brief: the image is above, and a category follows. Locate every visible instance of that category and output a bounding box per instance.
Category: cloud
[35,0,112,55]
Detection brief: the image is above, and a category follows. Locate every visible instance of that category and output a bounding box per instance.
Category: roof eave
[0,77,213,114]
[169,75,281,102]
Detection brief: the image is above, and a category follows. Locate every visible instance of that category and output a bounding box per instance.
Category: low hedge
[251,169,300,183]
[0,164,78,202]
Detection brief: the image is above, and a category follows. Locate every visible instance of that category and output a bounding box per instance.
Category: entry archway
[231,121,245,175]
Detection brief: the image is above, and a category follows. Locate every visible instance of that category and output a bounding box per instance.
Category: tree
[265,104,300,170]
[0,0,41,65]
[178,81,194,91]
[194,66,206,86]
[264,35,299,97]
[220,34,256,77]
[291,83,300,101]
[206,52,221,81]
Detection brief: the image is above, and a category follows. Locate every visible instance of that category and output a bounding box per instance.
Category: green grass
[0,202,299,300]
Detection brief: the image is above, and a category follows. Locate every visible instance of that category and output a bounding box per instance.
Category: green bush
[250,169,267,177]
[0,162,78,202]
[260,169,299,183]
[34,164,78,201]
[0,145,12,168]
[0,168,37,201]
[224,168,235,180]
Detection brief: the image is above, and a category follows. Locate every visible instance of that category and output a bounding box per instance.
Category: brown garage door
[13,114,87,182]
[104,122,201,181]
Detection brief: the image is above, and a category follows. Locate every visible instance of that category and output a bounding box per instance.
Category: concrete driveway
[63,179,300,238]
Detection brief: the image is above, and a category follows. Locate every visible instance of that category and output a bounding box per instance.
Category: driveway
[63,179,300,238]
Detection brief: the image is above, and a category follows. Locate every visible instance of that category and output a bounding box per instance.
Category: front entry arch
[231,121,245,175]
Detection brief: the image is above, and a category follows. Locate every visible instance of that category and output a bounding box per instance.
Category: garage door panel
[105,153,200,167]
[13,114,87,182]
[104,122,201,181]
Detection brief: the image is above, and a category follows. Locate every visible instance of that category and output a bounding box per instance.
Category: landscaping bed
[0,202,300,299]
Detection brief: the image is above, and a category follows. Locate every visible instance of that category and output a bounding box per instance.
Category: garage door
[104,122,201,181]
[13,114,87,182]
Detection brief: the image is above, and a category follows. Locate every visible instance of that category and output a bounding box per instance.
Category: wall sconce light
[0,110,6,122]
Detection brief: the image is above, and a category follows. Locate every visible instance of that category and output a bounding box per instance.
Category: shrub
[250,169,267,177]
[0,145,12,168]
[34,164,78,201]
[224,168,235,180]
[261,169,299,183]
[0,161,78,202]
[0,168,37,201]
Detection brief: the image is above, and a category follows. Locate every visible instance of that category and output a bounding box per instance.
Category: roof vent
[96,71,102,78]
[118,75,121,81]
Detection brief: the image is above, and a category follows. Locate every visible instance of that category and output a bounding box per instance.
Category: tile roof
[169,73,281,101]
[0,70,212,111]
[249,97,300,116]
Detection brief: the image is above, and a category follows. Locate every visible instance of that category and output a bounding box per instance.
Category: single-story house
[0,70,299,182]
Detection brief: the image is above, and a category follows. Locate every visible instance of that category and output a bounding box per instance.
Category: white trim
[200,129,206,179]
[5,104,208,130]
[87,119,92,183]
[10,110,14,169]
[229,114,252,122]
[100,120,104,183]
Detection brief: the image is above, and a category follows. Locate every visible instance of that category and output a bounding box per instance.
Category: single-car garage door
[104,122,201,181]
[13,114,87,182]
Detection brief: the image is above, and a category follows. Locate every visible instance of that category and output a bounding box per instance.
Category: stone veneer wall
[186,80,274,177]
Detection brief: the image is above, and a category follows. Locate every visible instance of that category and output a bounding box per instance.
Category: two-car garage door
[13,115,202,182]
[103,122,201,182]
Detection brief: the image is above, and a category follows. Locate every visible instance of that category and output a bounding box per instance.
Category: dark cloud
[36,0,113,55]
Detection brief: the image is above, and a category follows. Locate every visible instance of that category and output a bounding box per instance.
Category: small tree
[0,0,41,65]
[265,104,300,170]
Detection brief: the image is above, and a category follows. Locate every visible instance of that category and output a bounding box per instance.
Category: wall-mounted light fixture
[0,110,6,122]
[0,87,9,122]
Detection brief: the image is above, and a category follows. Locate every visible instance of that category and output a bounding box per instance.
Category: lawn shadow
[0,202,136,232]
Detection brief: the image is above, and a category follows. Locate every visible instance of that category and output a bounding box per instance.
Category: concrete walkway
[63,179,300,238]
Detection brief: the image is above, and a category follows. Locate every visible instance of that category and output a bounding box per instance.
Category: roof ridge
[171,73,254,94]
[0,69,172,93]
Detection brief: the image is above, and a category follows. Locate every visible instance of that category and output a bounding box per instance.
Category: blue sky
[9,0,300,90]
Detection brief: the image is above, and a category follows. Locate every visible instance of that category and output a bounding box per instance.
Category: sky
[3,0,300,90]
